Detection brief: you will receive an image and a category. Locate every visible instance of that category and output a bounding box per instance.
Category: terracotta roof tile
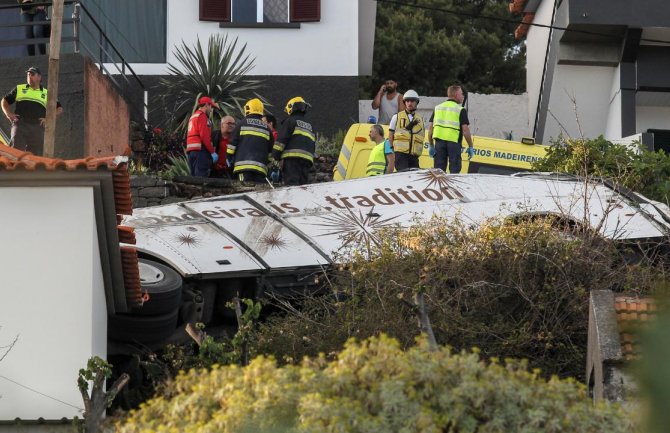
[614,296,657,360]
[118,226,136,244]
[514,13,535,39]
[121,246,142,309]
[0,143,140,311]
[509,0,528,14]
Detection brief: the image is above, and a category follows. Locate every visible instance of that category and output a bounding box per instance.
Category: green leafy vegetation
[252,217,665,380]
[362,0,525,97]
[158,34,263,131]
[115,335,637,433]
[533,135,670,204]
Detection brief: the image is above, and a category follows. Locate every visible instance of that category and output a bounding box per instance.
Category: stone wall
[359,93,532,142]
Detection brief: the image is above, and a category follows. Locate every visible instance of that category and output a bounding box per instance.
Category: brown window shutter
[290,0,320,22]
[199,0,231,22]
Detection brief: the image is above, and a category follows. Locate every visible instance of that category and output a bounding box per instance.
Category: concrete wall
[525,0,555,136]
[543,65,616,142]
[360,93,531,141]
[604,66,622,140]
[0,187,106,421]
[637,106,670,133]
[84,59,130,157]
[0,54,130,159]
[0,54,83,159]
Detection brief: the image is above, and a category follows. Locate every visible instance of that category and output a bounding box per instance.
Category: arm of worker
[384,139,395,174]
[427,112,434,144]
[387,113,398,150]
[371,84,385,110]
[2,88,19,122]
[1,98,18,123]
[460,109,473,148]
[227,123,241,157]
[272,119,293,161]
[199,115,215,154]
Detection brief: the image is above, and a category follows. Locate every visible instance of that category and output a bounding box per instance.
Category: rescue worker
[366,124,395,176]
[427,85,475,174]
[186,96,218,177]
[1,66,63,155]
[228,98,274,183]
[272,96,316,186]
[388,89,424,171]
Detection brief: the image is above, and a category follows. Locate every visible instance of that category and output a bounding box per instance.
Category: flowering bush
[115,335,637,433]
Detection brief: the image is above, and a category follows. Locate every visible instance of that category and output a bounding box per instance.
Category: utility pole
[43,0,64,158]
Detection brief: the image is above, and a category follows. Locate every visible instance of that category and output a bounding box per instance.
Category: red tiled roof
[614,296,657,360]
[509,0,534,39]
[0,143,142,309]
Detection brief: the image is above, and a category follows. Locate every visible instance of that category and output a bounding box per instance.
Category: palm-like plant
[158,34,263,131]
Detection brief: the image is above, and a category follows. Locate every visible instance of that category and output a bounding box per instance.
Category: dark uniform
[3,84,61,155]
[227,114,274,183]
[273,113,316,186]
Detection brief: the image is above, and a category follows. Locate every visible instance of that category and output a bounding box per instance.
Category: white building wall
[0,187,106,421]
[525,0,555,132]
[604,66,622,140]
[637,106,670,133]
[129,0,360,76]
[543,65,616,142]
[360,93,530,140]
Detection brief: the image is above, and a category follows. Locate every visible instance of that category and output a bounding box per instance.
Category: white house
[511,0,670,149]
[80,0,378,136]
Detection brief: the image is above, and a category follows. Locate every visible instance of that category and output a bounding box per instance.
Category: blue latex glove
[270,170,280,183]
[427,143,436,158]
[211,152,219,164]
[466,147,475,160]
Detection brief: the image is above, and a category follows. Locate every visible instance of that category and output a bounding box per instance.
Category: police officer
[272,96,316,186]
[185,96,218,177]
[1,66,63,155]
[366,124,394,176]
[428,85,474,174]
[228,98,274,183]
[388,90,424,171]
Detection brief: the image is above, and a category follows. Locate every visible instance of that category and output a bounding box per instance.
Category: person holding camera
[388,90,424,171]
[371,79,405,124]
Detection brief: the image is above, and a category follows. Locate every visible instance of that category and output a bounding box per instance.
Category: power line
[375,0,670,46]
[0,375,83,411]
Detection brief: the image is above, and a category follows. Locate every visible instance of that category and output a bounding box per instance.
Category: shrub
[252,217,664,379]
[115,335,637,433]
[533,135,670,204]
[141,127,186,173]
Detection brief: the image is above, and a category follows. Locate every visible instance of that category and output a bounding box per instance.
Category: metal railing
[0,1,148,128]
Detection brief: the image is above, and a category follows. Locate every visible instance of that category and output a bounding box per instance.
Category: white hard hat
[403,89,420,102]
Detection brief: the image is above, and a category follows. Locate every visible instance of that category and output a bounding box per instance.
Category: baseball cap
[26,66,41,75]
[198,96,219,108]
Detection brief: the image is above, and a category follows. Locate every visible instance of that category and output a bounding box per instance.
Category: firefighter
[227,98,274,183]
[186,96,218,177]
[388,89,425,171]
[272,96,316,186]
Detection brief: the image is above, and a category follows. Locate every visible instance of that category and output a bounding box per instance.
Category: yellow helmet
[284,96,310,115]
[244,98,264,116]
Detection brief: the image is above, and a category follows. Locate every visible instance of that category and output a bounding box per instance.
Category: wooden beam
[43,0,64,157]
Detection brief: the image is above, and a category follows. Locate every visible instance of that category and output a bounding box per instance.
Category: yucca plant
[158,34,264,132]
[162,154,191,180]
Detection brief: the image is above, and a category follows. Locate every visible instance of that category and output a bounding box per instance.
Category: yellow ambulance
[333,123,548,181]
